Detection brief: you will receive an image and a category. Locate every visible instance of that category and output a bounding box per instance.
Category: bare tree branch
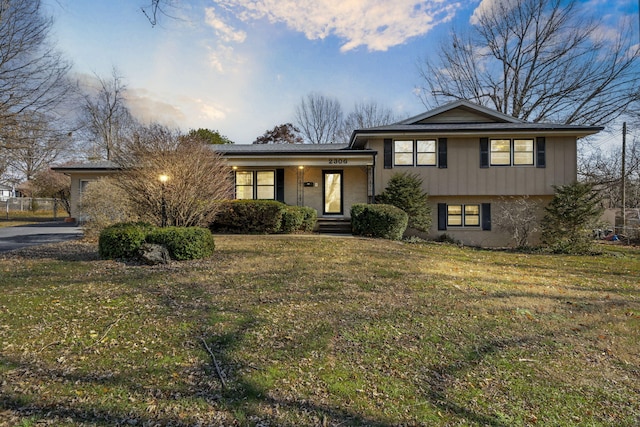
[418,0,640,126]
[294,93,344,144]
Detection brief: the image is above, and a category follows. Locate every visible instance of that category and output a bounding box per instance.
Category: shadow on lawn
[199,315,397,427]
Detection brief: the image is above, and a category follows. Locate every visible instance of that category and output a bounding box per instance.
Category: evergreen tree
[376,172,431,232]
[541,182,603,253]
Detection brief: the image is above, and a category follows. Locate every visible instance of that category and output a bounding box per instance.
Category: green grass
[0,237,639,426]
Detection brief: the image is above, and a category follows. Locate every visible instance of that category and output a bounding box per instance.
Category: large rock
[138,243,171,265]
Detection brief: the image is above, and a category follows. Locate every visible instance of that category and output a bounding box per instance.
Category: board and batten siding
[370,136,577,197]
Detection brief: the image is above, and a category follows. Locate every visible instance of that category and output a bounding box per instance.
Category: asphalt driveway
[0,222,83,253]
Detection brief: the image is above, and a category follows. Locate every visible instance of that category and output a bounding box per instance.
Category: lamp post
[159,174,168,227]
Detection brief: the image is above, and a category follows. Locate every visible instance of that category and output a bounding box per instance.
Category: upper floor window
[235,170,275,200]
[394,139,438,166]
[490,138,534,166]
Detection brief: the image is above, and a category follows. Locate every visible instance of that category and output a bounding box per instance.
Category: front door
[323,170,343,215]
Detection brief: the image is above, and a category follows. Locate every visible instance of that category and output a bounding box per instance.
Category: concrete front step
[316,218,352,234]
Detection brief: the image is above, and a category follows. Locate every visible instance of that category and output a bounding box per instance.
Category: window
[513,139,534,165]
[235,170,275,200]
[235,171,254,199]
[394,139,438,166]
[490,139,511,165]
[79,180,93,197]
[394,140,414,165]
[439,203,491,231]
[489,138,535,166]
[447,204,480,227]
[417,140,437,165]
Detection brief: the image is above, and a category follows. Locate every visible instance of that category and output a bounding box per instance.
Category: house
[54,101,603,246]
[51,160,120,222]
[0,183,12,201]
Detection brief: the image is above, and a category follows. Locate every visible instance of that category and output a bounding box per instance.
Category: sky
[43,0,639,145]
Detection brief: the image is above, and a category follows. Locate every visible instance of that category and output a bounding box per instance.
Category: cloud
[215,0,461,52]
[469,0,517,25]
[124,88,188,127]
[205,7,247,43]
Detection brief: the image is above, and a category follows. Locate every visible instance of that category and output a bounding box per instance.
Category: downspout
[371,150,376,204]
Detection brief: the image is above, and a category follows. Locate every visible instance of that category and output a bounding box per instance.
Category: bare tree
[579,137,640,208]
[115,124,233,227]
[418,0,640,125]
[79,68,138,161]
[294,93,344,144]
[493,196,542,248]
[0,0,74,181]
[30,168,71,215]
[0,0,73,137]
[338,101,400,142]
[78,177,138,238]
[5,112,71,180]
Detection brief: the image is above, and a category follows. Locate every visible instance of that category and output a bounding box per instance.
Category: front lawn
[0,237,638,426]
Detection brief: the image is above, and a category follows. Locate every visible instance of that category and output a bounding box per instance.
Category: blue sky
[44,0,638,144]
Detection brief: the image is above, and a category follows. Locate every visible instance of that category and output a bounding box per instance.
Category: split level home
[54,100,603,247]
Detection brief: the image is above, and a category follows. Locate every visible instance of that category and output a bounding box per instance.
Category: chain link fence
[0,197,68,220]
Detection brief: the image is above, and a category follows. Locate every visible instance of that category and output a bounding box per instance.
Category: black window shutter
[536,137,546,168]
[275,169,285,202]
[438,138,447,168]
[480,138,489,168]
[383,139,392,169]
[481,203,491,230]
[437,203,447,230]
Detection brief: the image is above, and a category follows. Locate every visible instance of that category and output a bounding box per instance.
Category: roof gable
[400,100,524,125]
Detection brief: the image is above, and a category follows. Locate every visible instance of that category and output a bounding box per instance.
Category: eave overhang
[349,124,604,148]
[221,150,376,167]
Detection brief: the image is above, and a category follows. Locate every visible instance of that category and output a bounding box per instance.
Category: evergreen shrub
[98,222,152,259]
[147,226,215,260]
[213,200,284,233]
[299,206,318,232]
[375,172,431,232]
[351,203,408,240]
[280,206,305,233]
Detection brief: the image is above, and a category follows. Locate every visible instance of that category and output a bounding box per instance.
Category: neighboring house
[0,184,12,201]
[51,160,120,222]
[53,101,603,247]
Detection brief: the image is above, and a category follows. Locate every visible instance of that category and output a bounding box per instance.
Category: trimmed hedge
[351,203,408,240]
[213,200,284,233]
[98,222,153,260]
[280,206,305,233]
[98,222,215,261]
[212,201,317,234]
[147,227,215,260]
[299,206,318,232]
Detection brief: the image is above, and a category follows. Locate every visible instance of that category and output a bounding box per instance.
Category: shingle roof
[51,160,120,171]
[212,143,351,154]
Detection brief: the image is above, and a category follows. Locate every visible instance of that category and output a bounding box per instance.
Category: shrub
[279,206,318,233]
[147,226,215,260]
[78,178,138,239]
[375,172,431,232]
[299,206,318,232]
[98,222,152,259]
[541,182,604,254]
[280,206,305,233]
[351,203,408,240]
[212,200,284,233]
